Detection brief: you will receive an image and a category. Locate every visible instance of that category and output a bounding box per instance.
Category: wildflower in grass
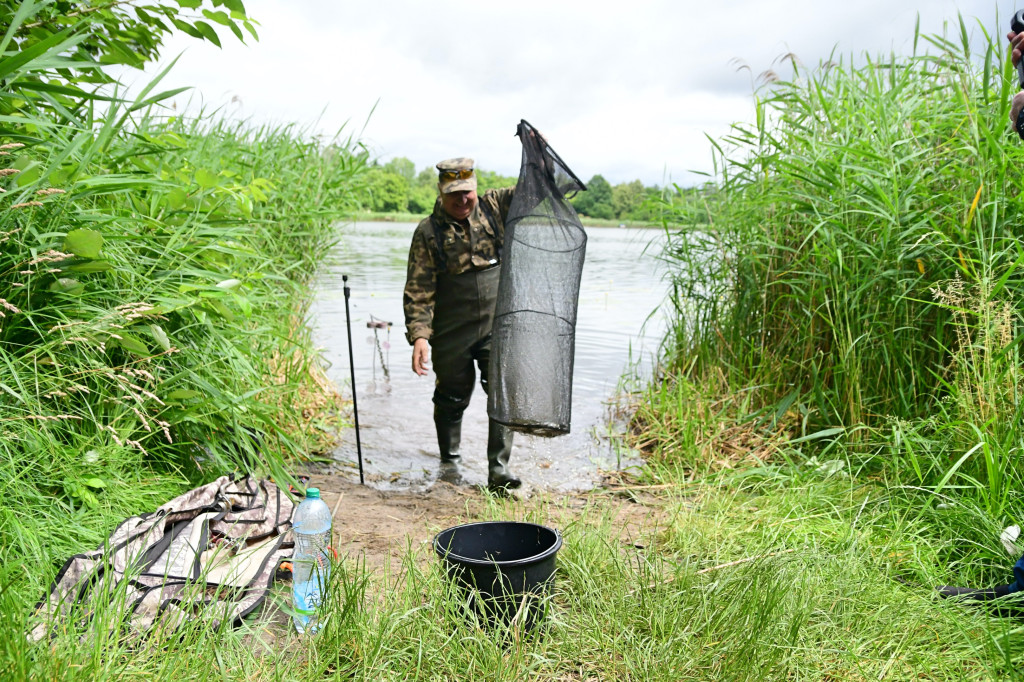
[124,439,148,455]
[29,250,72,264]
[101,424,123,446]
[116,302,157,320]
[11,201,43,209]
[0,143,26,150]
[157,420,172,443]
[57,320,88,331]
[124,368,156,382]
[0,168,21,176]
[7,415,83,422]
[130,406,151,430]
[128,383,163,405]
[35,188,65,196]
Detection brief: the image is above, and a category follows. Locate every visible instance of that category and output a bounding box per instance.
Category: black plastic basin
[433,521,562,628]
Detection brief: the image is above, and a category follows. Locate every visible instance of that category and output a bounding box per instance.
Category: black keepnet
[487,120,587,437]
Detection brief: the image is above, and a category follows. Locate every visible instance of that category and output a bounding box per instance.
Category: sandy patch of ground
[314,475,485,571]
[306,472,667,573]
[260,472,666,642]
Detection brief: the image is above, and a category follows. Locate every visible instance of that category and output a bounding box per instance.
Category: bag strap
[429,201,503,273]
[480,200,502,262]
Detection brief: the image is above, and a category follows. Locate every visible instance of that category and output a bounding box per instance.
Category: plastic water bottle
[291,487,332,634]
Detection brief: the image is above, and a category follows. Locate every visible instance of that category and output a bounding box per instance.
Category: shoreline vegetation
[350,209,659,229]
[6,3,1024,680]
[358,158,674,226]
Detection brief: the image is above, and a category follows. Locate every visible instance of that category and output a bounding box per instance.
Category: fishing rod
[343,275,364,485]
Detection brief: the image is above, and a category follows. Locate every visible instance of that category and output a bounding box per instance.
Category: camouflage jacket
[403,187,515,344]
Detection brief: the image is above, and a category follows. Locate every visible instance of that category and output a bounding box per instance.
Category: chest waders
[430,264,519,490]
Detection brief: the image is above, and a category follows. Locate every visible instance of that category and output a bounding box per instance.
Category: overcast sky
[132,0,1002,187]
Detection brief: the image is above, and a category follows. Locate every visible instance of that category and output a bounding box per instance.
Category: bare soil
[308,472,666,573]
[315,474,485,571]
[259,472,666,644]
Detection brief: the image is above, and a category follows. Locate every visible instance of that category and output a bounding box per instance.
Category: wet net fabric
[488,120,587,437]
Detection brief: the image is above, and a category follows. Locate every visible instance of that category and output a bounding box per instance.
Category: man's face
[440,190,477,221]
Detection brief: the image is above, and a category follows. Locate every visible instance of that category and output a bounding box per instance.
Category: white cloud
[131,0,1001,186]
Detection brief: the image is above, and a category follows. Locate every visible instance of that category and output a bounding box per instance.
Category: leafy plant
[0,0,369,618]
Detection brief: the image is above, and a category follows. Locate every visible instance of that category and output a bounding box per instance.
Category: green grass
[0,1,371,655]
[0,105,370,570]
[660,16,1018,426]
[9,5,1024,680]
[12,468,1024,681]
[654,13,1024,516]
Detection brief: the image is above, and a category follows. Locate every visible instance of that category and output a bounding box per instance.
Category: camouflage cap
[436,157,477,194]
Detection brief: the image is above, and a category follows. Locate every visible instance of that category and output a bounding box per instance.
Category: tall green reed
[662,17,1014,422]
[657,15,1024,506]
[0,1,369,610]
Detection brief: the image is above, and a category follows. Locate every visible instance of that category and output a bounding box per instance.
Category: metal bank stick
[343,275,364,485]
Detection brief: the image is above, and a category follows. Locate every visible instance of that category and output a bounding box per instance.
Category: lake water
[310,221,669,492]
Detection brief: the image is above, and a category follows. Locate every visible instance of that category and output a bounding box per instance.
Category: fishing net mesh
[487,120,587,437]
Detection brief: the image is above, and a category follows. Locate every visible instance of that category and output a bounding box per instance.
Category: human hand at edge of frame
[1013,91,1024,129]
[1009,30,1024,69]
[412,338,430,376]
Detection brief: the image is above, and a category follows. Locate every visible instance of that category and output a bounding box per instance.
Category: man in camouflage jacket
[403,157,521,491]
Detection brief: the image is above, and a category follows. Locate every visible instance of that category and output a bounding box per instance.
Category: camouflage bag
[30,475,295,640]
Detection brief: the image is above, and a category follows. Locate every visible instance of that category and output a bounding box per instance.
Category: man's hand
[412,338,430,376]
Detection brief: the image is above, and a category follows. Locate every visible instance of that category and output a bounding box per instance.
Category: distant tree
[384,157,416,182]
[612,180,646,220]
[476,169,517,194]
[572,174,614,220]
[632,185,665,222]
[366,170,409,213]
[399,164,518,214]
[415,166,436,187]
[408,184,437,214]
[408,166,438,214]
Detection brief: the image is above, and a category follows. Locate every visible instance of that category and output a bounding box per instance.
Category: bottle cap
[305,487,320,499]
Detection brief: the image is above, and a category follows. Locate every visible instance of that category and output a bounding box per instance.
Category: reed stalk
[655,15,1024,508]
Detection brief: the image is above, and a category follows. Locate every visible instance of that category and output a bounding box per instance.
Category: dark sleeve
[403,223,437,344]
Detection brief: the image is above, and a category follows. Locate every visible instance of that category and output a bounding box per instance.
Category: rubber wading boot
[486,420,520,491]
[435,411,462,463]
[437,460,464,486]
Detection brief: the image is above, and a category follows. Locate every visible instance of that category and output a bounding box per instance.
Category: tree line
[361,157,677,223]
